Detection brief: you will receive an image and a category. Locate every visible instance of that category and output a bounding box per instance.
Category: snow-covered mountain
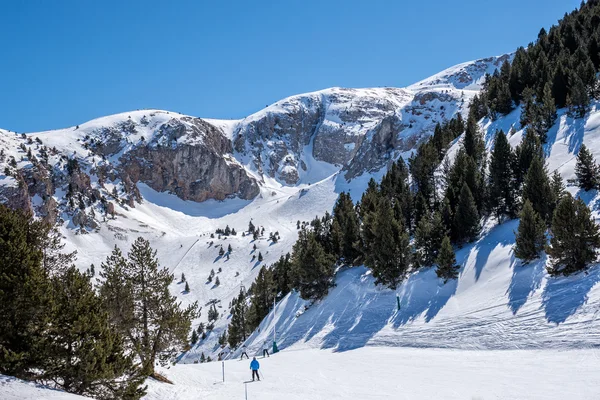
[5,52,600,368]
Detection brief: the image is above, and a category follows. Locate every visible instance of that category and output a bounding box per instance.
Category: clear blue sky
[0,0,581,132]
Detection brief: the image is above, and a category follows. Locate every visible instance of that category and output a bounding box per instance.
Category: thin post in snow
[222,361,225,382]
[245,382,248,400]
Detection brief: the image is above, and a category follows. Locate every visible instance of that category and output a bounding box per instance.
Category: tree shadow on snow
[506,255,545,315]
[541,266,600,325]
[566,113,587,154]
[390,266,457,327]
[470,221,516,282]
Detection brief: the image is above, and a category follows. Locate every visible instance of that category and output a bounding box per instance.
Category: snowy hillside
[236,101,600,356]
[2,54,599,370]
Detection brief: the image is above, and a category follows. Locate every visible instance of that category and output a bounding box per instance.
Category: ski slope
[0,375,86,400]
[144,347,600,400]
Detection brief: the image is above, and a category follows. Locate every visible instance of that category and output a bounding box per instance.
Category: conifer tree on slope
[513,200,547,263]
[522,156,553,223]
[0,206,51,377]
[99,237,198,376]
[452,183,480,245]
[488,130,517,219]
[330,192,361,265]
[290,228,336,300]
[546,194,600,276]
[575,144,599,191]
[549,170,565,217]
[247,266,273,330]
[228,290,248,349]
[436,236,459,283]
[364,197,411,289]
[463,114,486,168]
[45,267,145,399]
[414,209,445,268]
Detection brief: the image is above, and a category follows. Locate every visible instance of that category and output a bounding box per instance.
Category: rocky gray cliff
[0,54,509,230]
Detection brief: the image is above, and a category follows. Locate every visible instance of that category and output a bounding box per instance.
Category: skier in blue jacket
[250,357,260,381]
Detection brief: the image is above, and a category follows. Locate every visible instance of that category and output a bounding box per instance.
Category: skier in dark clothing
[250,357,260,381]
[240,345,249,360]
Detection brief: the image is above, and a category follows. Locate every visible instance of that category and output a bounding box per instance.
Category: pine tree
[99,237,198,376]
[228,290,248,348]
[363,197,411,289]
[0,206,52,377]
[330,192,361,265]
[513,130,543,188]
[247,266,274,330]
[215,276,220,286]
[191,330,198,345]
[522,156,553,222]
[290,229,336,300]
[228,244,232,253]
[45,267,145,399]
[258,252,263,262]
[200,353,206,363]
[436,236,459,282]
[414,210,445,268]
[549,170,565,217]
[547,194,600,275]
[575,144,599,191]
[513,200,547,263]
[185,281,190,292]
[208,304,219,322]
[181,272,186,282]
[488,130,517,219]
[452,183,480,245]
[219,246,225,257]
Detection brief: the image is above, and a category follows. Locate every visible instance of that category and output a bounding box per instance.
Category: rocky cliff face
[0,55,509,231]
[118,117,259,202]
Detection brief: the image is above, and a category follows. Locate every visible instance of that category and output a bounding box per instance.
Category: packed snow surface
[0,375,87,400]
[144,347,600,400]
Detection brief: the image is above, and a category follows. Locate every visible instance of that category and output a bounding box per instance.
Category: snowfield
[155,347,600,400]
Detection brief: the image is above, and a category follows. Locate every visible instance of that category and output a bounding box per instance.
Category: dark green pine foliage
[414,210,446,268]
[522,156,553,223]
[191,330,198,345]
[513,130,543,189]
[513,200,547,263]
[452,183,480,245]
[549,170,565,215]
[99,237,198,376]
[463,115,486,168]
[380,159,413,230]
[408,142,439,209]
[228,290,248,349]
[247,266,273,330]
[488,130,517,219]
[271,253,292,300]
[575,144,599,191]
[330,192,361,265]
[363,197,411,289]
[357,178,380,221]
[445,149,485,215]
[482,1,600,118]
[547,194,600,276]
[290,229,336,300]
[45,267,145,399]
[0,206,51,378]
[436,236,459,283]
